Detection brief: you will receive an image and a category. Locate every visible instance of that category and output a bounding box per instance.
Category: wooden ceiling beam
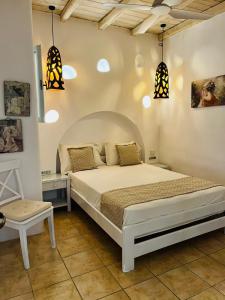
[60,0,81,22]
[131,0,195,35]
[132,15,166,35]
[163,1,225,39]
[99,0,130,30]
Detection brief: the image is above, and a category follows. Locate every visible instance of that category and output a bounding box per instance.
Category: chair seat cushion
[1,200,52,222]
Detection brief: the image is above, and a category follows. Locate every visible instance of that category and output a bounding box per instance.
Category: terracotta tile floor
[1,205,225,300]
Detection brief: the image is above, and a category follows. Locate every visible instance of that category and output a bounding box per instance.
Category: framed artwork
[191,75,225,108]
[0,119,23,153]
[4,81,30,116]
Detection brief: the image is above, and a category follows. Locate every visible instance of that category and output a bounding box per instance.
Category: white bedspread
[70,164,225,227]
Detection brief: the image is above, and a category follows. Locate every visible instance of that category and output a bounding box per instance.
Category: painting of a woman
[191,75,225,108]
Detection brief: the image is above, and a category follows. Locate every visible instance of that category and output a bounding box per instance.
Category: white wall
[32,11,161,172]
[159,13,225,184]
[0,0,42,241]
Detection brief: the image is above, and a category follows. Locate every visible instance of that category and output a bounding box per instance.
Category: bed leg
[122,228,135,272]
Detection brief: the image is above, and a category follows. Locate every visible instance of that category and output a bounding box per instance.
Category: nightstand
[42,173,71,212]
[149,162,171,170]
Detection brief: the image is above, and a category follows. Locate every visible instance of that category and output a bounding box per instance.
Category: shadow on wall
[59,110,145,156]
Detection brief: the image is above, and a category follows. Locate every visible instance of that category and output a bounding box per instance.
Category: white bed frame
[59,113,225,272]
[71,187,225,272]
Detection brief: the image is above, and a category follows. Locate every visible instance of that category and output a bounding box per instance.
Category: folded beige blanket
[101,177,219,228]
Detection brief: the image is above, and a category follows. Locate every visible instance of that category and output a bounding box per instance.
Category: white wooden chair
[0,160,56,269]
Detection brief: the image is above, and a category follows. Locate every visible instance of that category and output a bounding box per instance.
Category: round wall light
[97,58,111,73]
[142,95,151,109]
[62,65,77,80]
[45,110,59,123]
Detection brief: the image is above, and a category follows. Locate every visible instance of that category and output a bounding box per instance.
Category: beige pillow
[67,147,96,172]
[105,141,141,166]
[116,143,141,166]
[58,143,104,174]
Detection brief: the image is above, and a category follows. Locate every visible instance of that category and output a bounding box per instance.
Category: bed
[70,163,225,272]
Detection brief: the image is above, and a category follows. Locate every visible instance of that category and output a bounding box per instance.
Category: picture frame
[192,75,225,108]
[0,119,23,153]
[4,81,30,116]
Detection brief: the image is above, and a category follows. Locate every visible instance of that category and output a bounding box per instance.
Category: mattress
[70,163,225,227]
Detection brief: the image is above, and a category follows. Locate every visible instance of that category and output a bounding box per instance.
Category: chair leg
[19,228,30,270]
[48,210,56,248]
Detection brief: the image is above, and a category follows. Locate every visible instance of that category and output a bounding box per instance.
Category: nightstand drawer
[42,180,67,192]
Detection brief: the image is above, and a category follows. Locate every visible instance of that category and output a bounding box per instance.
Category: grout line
[3,211,225,300]
[56,237,84,300]
[156,275,182,299]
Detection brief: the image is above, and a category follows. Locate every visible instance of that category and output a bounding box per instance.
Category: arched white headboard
[59,110,144,157]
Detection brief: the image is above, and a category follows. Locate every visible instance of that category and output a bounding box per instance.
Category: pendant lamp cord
[161,28,164,62]
[52,10,55,46]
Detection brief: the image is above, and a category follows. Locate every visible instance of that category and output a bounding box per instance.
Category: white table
[42,173,71,211]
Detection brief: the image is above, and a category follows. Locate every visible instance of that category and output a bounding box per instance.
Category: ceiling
[32,0,225,38]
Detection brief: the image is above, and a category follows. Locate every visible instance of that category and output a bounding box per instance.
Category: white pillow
[105,141,141,166]
[58,143,105,174]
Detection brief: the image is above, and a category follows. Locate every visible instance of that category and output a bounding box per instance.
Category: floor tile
[159,266,209,300]
[55,224,80,241]
[214,280,225,296]
[144,249,181,275]
[29,261,70,290]
[190,287,225,299]
[64,250,103,277]
[125,277,178,300]
[187,256,225,286]
[54,216,75,228]
[34,279,81,300]
[101,291,130,300]
[83,230,114,248]
[0,239,20,256]
[9,293,34,300]
[213,230,225,245]
[28,231,50,249]
[211,248,225,266]
[0,271,31,300]
[57,236,90,257]
[29,245,61,268]
[73,267,121,300]
[75,221,102,236]
[108,262,153,288]
[191,235,225,254]
[83,233,107,248]
[172,243,204,264]
[0,252,24,274]
[95,244,121,266]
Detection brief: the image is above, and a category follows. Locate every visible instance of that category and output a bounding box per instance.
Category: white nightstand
[149,162,171,170]
[42,173,71,212]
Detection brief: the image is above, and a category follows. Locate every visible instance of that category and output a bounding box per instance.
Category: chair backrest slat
[0,160,23,206]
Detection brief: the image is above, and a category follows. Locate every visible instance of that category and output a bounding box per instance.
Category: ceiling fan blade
[162,0,183,6]
[102,3,152,11]
[170,9,212,20]
[152,0,164,6]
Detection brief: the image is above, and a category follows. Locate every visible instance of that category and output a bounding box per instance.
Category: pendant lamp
[154,24,169,99]
[45,6,64,90]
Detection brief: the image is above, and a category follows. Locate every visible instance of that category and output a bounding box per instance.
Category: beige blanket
[101,177,220,228]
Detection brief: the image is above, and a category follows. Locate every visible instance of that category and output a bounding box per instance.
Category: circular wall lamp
[97,58,111,73]
[62,65,77,80]
[142,95,151,108]
[45,110,59,123]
